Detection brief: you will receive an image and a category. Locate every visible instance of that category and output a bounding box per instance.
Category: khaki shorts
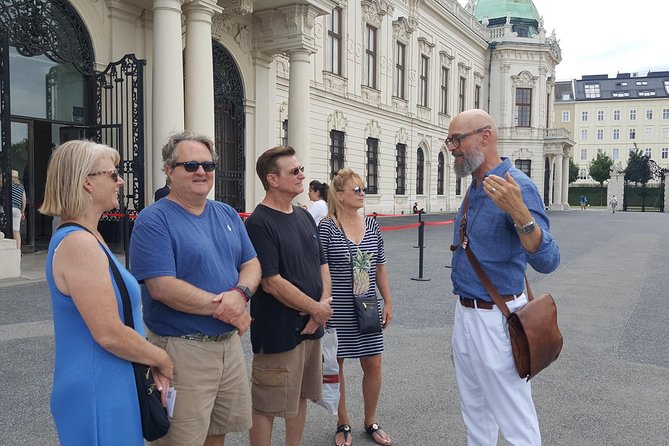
[147,329,252,445]
[251,338,322,418]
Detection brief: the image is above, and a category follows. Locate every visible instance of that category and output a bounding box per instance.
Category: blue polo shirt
[451,159,560,302]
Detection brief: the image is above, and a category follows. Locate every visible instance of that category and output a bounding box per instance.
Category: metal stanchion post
[411,220,430,281]
[413,211,422,248]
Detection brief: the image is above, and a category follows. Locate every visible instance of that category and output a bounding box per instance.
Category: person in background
[307,179,329,225]
[319,168,393,446]
[130,131,261,446]
[39,140,172,445]
[447,109,559,446]
[154,176,171,201]
[609,195,618,213]
[11,169,26,249]
[412,202,424,214]
[579,194,588,210]
[245,145,333,446]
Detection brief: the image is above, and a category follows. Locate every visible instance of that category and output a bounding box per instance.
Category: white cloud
[460,0,669,80]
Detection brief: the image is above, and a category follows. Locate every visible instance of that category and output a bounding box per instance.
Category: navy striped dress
[319,216,385,358]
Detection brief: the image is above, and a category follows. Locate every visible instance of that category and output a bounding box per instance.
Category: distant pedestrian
[153,177,171,201]
[579,194,588,210]
[609,195,618,213]
[307,179,329,225]
[11,170,26,249]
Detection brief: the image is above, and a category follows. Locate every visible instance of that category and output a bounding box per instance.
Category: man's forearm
[236,258,261,293]
[261,275,318,313]
[145,276,219,315]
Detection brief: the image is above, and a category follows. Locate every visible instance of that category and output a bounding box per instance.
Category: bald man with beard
[447,109,560,446]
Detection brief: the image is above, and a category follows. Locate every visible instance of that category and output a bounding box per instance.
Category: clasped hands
[211,290,251,335]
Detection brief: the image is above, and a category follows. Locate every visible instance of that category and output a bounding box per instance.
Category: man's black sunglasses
[174,161,216,172]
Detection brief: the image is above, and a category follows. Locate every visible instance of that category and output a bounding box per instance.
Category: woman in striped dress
[319,168,393,446]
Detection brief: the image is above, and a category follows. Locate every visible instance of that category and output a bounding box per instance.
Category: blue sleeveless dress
[46,225,144,445]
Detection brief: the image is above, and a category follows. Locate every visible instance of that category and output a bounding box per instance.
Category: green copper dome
[474,0,541,22]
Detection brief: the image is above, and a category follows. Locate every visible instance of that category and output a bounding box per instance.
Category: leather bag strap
[58,222,136,329]
[450,190,535,318]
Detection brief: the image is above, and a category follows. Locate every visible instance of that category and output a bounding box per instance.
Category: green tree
[568,158,579,184]
[588,152,613,205]
[624,147,653,185]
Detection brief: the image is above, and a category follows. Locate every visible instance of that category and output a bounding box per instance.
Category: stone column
[183,0,221,137]
[561,153,570,209]
[547,155,555,206]
[152,0,185,194]
[287,49,312,167]
[550,153,563,210]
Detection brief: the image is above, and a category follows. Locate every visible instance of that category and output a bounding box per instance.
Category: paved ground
[1,209,668,445]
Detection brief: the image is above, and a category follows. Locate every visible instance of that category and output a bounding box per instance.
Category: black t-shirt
[245,204,326,354]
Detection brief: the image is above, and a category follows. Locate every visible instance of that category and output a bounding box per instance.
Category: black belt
[459,295,518,310]
[178,331,236,342]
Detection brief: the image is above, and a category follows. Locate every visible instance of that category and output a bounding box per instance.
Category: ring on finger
[490,186,497,193]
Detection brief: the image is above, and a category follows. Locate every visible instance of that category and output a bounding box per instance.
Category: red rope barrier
[378,219,454,231]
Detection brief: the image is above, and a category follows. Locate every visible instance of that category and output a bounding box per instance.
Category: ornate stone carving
[219,0,253,16]
[408,68,416,86]
[323,72,348,97]
[396,127,409,145]
[392,16,414,42]
[392,97,409,115]
[274,54,290,78]
[417,105,430,122]
[212,15,251,54]
[439,113,450,128]
[328,110,348,132]
[511,71,538,87]
[361,86,381,107]
[439,50,454,66]
[418,37,435,55]
[361,0,394,27]
[474,71,484,84]
[458,61,470,77]
[364,118,382,139]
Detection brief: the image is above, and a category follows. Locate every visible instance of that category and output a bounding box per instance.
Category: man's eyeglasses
[445,125,491,149]
[174,161,216,172]
[88,169,119,181]
[286,165,305,176]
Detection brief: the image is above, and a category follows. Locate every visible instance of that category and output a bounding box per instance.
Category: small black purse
[338,223,382,335]
[59,223,170,441]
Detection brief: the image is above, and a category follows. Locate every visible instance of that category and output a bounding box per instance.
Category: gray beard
[453,150,484,178]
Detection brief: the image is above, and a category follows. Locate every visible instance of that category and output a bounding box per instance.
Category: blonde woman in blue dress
[318,168,393,446]
[40,140,173,445]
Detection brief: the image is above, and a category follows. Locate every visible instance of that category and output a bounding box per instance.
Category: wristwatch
[515,219,536,235]
[233,286,252,302]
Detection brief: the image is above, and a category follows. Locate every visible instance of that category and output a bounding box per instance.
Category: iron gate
[623,159,666,212]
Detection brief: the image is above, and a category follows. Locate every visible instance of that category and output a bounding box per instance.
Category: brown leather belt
[459,295,518,310]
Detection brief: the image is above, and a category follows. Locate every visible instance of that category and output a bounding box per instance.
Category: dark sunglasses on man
[173,161,216,172]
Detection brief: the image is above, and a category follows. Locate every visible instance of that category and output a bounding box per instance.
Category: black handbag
[59,223,170,441]
[338,223,382,335]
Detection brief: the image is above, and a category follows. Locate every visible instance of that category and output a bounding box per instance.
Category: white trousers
[451,294,541,446]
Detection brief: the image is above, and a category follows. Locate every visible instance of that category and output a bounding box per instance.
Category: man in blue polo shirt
[130,131,261,446]
[447,110,560,446]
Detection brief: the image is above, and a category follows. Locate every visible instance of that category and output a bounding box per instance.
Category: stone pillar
[287,49,312,169]
[549,153,563,210]
[664,177,669,213]
[561,153,570,209]
[607,167,625,209]
[546,155,554,207]
[152,0,185,193]
[183,0,221,137]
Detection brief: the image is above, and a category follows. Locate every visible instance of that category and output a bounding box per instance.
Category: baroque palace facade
[0,0,573,252]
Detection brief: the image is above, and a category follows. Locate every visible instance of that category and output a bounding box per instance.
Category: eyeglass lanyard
[449,190,535,318]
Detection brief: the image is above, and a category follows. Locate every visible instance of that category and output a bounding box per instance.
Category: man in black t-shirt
[245,146,333,446]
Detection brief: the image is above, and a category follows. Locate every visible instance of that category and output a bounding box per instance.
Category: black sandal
[365,423,392,445]
[335,424,352,446]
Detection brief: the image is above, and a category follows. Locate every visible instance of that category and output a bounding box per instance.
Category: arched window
[437,152,444,195]
[416,148,424,195]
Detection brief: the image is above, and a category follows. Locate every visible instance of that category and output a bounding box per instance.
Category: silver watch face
[519,221,536,234]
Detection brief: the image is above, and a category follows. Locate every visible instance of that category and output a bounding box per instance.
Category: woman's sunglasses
[352,186,366,195]
[174,161,216,172]
[88,169,119,181]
